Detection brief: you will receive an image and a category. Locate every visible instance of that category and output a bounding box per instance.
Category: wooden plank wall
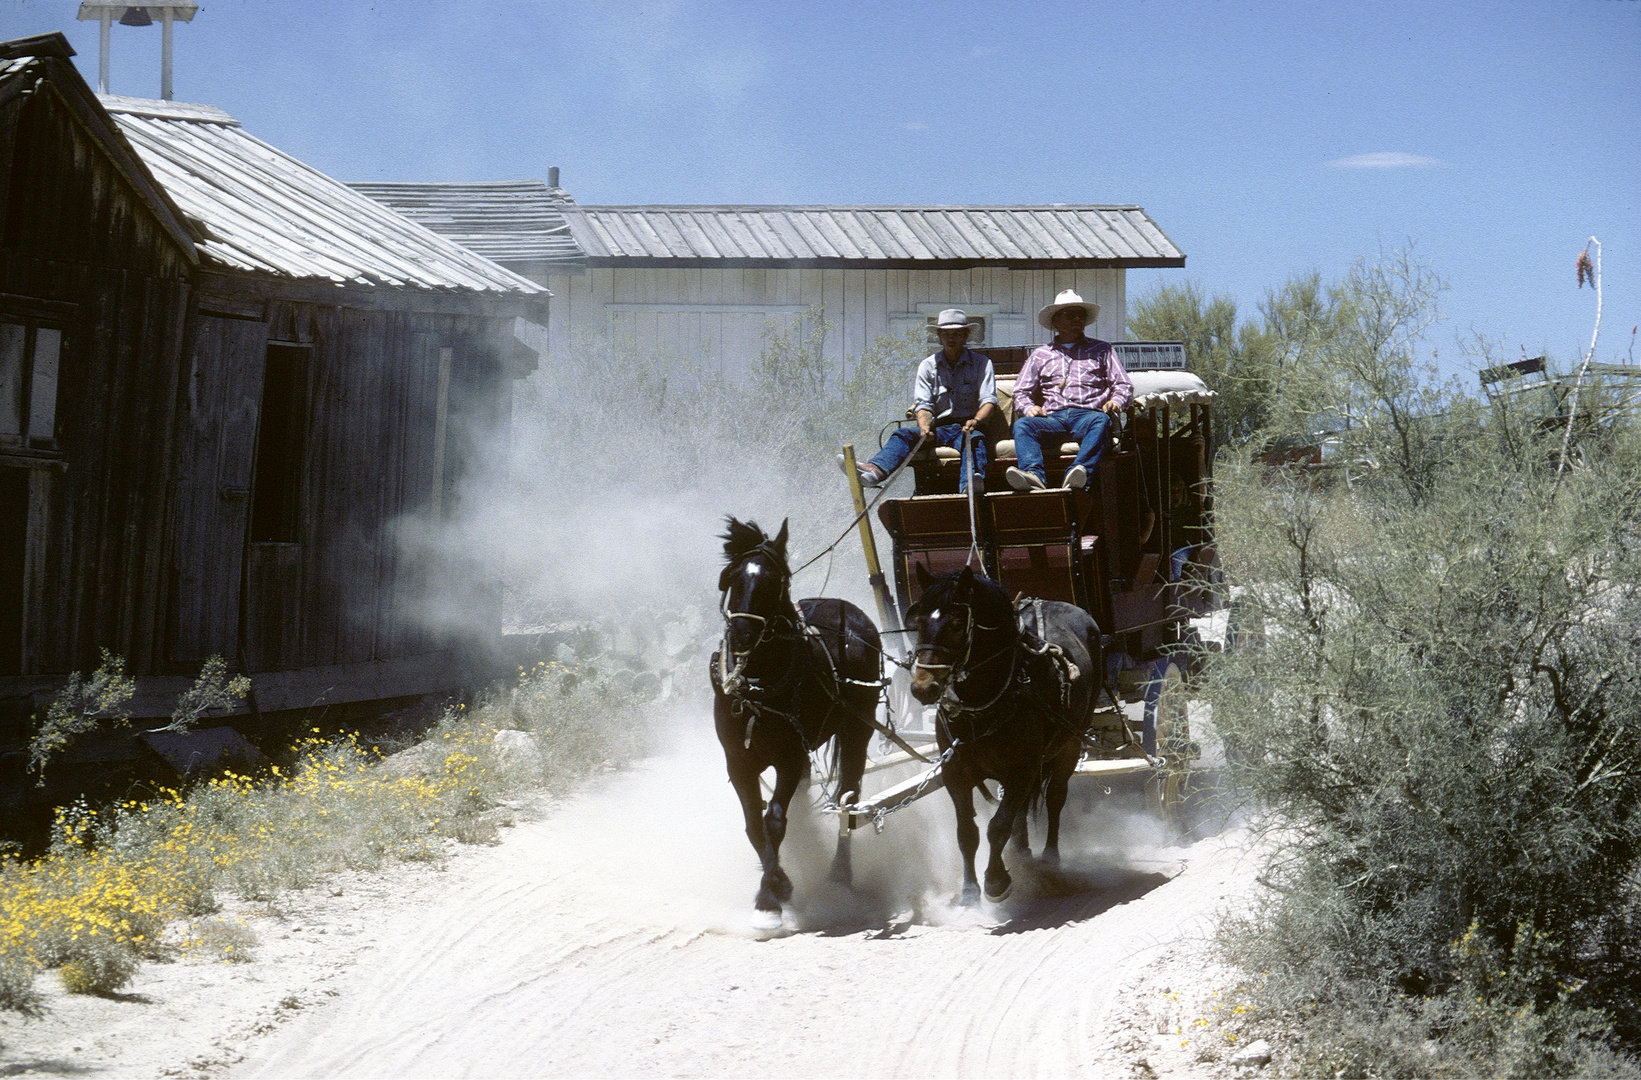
[169,313,267,665]
[1,78,194,677]
[543,266,1124,376]
[222,300,509,674]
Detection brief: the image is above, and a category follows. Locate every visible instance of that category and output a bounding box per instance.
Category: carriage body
[875,342,1222,700]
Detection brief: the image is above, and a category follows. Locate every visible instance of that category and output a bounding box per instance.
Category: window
[249,344,309,543]
[892,303,1029,348]
[0,321,62,449]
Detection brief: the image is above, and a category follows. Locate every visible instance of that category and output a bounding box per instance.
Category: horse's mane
[719,516,791,596]
[719,516,769,564]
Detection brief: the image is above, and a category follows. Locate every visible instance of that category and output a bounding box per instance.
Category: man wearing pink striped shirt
[1005,290,1133,492]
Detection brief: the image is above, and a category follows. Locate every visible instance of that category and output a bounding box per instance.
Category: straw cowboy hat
[1037,289,1101,329]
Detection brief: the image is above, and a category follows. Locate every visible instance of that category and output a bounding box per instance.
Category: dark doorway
[249,344,309,544]
[0,468,27,675]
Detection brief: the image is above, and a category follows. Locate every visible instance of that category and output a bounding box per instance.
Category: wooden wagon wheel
[1143,655,1192,824]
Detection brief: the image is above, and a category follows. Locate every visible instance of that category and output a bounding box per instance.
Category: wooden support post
[841,443,897,633]
[161,8,174,100]
[98,13,111,94]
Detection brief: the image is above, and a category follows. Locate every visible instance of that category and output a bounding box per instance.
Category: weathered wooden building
[351,179,1185,376]
[0,33,548,735]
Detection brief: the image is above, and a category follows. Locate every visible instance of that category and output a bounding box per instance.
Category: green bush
[1205,415,1641,1072]
[1194,245,1641,1072]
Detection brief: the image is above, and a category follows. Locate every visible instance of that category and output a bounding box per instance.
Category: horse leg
[1009,800,1031,856]
[984,781,1028,902]
[757,759,802,914]
[946,773,983,906]
[727,760,784,923]
[828,715,872,886]
[1042,745,1079,867]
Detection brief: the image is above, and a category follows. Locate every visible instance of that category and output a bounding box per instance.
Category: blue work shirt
[912,348,998,422]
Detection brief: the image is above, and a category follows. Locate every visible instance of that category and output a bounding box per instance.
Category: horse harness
[924,595,1085,751]
[714,547,882,751]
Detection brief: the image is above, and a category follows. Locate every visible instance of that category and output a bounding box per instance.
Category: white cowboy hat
[1037,289,1101,330]
[934,308,980,331]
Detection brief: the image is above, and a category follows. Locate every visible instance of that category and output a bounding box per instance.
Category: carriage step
[1074,758,1154,779]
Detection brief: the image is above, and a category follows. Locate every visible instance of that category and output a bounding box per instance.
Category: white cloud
[1326,151,1451,169]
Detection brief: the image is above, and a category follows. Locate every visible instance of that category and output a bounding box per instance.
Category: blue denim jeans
[869,423,988,492]
[1011,407,1113,485]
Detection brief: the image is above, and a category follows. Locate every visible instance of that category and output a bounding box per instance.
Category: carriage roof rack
[1112,341,1187,371]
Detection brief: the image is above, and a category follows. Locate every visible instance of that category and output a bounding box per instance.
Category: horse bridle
[913,597,1019,715]
[715,546,813,747]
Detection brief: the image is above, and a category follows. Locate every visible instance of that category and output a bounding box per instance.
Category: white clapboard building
[351,176,1186,375]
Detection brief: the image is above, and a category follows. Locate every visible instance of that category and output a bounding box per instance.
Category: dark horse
[712,517,883,928]
[906,564,1102,904]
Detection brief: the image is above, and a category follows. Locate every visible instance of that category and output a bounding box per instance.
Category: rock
[379,741,444,779]
[1229,1039,1273,1067]
[140,726,268,777]
[493,729,543,778]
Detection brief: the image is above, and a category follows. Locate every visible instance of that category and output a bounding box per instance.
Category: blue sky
[6,0,1638,377]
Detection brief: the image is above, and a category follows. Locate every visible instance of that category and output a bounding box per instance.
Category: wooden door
[169,315,268,665]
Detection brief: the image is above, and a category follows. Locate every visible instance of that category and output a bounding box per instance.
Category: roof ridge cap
[99,93,238,125]
[567,203,1147,212]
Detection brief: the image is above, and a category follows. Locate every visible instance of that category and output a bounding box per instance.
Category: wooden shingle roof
[347,180,582,266]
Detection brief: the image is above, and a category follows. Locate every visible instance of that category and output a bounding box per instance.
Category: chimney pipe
[548,166,559,188]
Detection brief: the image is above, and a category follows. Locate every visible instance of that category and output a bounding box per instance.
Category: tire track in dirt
[234,730,1254,1078]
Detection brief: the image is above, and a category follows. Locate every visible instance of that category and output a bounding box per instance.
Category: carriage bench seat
[919,370,1219,487]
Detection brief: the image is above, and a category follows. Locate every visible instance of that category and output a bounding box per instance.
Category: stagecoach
[839,341,1223,829]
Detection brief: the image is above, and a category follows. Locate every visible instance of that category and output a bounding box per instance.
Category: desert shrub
[54,938,141,995]
[27,649,135,778]
[1205,419,1641,1071]
[181,917,257,963]
[0,950,42,1016]
[28,653,249,779]
[501,659,658,791]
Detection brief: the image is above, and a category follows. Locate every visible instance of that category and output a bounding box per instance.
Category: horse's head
[904,564,1013,705]
[718,516,794,662]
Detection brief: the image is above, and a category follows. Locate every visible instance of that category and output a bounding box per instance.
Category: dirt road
[231,729,1258,1079]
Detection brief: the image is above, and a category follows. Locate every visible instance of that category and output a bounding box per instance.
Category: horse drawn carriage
[847,341,1221,807]
[713,341,1223,923]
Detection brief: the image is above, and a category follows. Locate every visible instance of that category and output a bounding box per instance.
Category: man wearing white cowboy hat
[842,308,996,492]
[1005,290,1133,492]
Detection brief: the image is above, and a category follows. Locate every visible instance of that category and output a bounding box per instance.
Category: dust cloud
[393,337,1183,930]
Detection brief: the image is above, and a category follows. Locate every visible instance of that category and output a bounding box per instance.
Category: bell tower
[76,2,198,100]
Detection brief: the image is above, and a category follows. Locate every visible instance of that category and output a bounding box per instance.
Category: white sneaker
[1006,466,1046,492]
[1064,465,1088,490]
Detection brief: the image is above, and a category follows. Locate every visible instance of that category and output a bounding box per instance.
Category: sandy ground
[1,720,1267,1079]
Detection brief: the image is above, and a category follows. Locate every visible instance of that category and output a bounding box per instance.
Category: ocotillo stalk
[1554,237,1601,497]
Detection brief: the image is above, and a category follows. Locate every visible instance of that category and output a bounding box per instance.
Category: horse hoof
[957,886,981,908]
[984,877,1014,903]
[751,907,783,931]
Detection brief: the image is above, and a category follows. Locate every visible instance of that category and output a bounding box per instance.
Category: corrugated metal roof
[99,95,545,294]
[347,181,582,266]
[560,205,1184,266]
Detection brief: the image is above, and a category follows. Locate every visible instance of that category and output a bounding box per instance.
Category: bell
[118,6,153,25]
